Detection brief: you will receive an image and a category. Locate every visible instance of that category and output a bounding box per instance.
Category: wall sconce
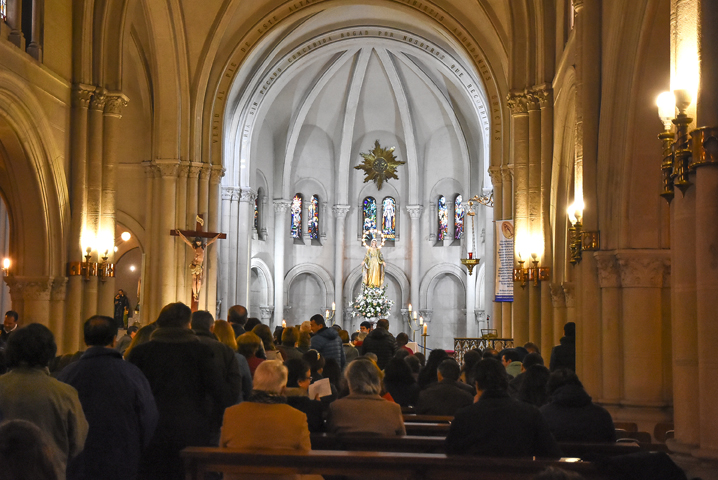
[513,253,550,288]
[98,249,115,282]
[2,258,10,276]
[655,89,695,201]
[324,302,336,326]
[567,202,600,265]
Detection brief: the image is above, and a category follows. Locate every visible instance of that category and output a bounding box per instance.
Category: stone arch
[419,263,467,311]
[251,256,274,306]
[284,263,334,307]
[343,264,410,308]
[116,210,146,254]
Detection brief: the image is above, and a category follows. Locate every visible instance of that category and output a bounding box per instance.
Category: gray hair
[345,358,383,395]
[253,360,288,394]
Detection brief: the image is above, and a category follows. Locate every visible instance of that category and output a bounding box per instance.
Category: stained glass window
[382,197,396,239]
[0,0,6,21]
[438,195,448,240]
[362,197,377,238]
[308,195,320,239]
[454,194,464,240]
[254,197,259,230]
[290,194,302,238]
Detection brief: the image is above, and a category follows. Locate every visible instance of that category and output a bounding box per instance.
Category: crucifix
[170,214,226,311]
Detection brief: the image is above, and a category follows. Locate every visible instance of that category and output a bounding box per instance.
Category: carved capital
[239,188,257,203]
[594,252,621,288]
[550,284,566,308]
[616,250,671,288]
[572,0,585,11]
[525,92,540,111]
[210,166,225,185]
[532,85,553,109]
[406,205,423,219]
[474,309,486,323]
[72,84,95,109]
[142,161,158,179]
[155,161,179,178]
[221,187,235,201]
[562,282,576,308]
[188,162,203,179]
[501,165,514,183]
[488,166,502,186]
[51,277,68,301]
[89,88,107,111]
[332,204,351,218]
[419,309,432,322]
[5,276,54,301]
[199,164,211,180]
[104,92,129,118]
[507,92,528,115]
[178,162,191,178]
[274,199,292,213]
[259,306,274,321]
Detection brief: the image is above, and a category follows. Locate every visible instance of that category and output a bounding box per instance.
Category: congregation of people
[0,307,682,480]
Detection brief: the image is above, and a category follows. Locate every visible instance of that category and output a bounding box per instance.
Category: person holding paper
[284,358,325,433]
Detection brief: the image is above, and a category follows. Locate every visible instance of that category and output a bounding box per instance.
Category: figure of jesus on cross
[171,215,226,311]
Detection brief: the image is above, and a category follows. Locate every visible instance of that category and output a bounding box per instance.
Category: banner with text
[495,220,514,302]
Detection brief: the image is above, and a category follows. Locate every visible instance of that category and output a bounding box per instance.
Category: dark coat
[193,329,242,418]
[540,384,616,443]
[384,380,421,407]
[310,327,346,368]
[361,328,397,369]
[445,389,561,458]
[230,323,245,338]
[415,379,474,416]
[126,327,232,480]
[549,336,576,371]
[57,347,158,480]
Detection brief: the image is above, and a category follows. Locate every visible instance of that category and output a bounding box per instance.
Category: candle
[408,303,412,313]
[423,324,428,335]
[332,302,336,311]
[325,310,329,318]
[413,311,417,320]
[282,319,286,328]
[468,252,473,259]
[419,316,423,326]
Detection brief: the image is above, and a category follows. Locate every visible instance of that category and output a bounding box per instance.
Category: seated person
[500,349,523,379]
[415,359,473,415]
[383,357,420,407]
[540,369,616,442]
[516,365,550,407]
[445,358,561,458]
[284,358,325,432]
[327,358,405,436]
[508,352,545,397]
[0,419,60,480]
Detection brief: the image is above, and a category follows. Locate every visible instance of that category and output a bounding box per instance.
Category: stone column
[6,277,53,327]
[616,250,670,407]
[488,166,503,333]
[50,278,67,353]
[333,204,351,327]
[140,162,157,322]
[183,163,202,303]
[65,84,94,353]
[260,306,274,325]
[6,0,24,49]
[26,0,43,61]
[186,163,202,225]
[500,166,514,338]
[228,188,240,306]
[527,93,542,346]
[206,166,223,316]
[406,205,423,307]
[273,200,291,327]
[174,162,190,303]
[594,252,622,404]
[156,161,179,308]
[236,188,257,307]
[550,284,566,346]
[219,187,232,314]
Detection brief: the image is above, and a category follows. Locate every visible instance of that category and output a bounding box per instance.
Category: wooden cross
[170,214,227,311]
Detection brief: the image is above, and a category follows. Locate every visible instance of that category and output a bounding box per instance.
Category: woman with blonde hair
[215,320,252,401]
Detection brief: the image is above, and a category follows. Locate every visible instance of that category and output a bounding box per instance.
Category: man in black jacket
[361,318,397,369]
[550,322,576,371]
[416,359,473,415]
[127,302,232,480]
[445,358,561,458]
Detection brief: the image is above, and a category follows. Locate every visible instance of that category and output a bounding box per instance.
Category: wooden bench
[404,422,451,436]
[402,414,453,423]
[182,447,614,480]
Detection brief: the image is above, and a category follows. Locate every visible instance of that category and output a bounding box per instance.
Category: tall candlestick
[423,323,427,335]
[282,319,286,328]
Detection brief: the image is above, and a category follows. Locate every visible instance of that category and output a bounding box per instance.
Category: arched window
[382,197,396,239]
[362,197,377,236]
[308,195,320,239]
[454,194,464,240]
[438,195,448,240]
[0,0,6,21]
[254,197,259,231]
[290,194,302,238]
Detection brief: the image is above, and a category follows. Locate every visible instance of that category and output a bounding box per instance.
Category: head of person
[281,327,298,347]
[404,354,421,374]
[244,317,262,332]
[124,324,157,358]
[363,352,378,364]
[298,330,311,349]
[156,302,192,328]
[394,348,409,360]
[83,315,118,347]
[473,358,509,393]
[437,358,461,382]
[384,357,415,385]
[376,318,389,330]
[127,324,139,337]
[523,342,541,354]
[359,321,372,333]
[500,349,521,367]
[5,324,57,369]
[302,349,325,374]
[273,326,284,344]
[252,323,275,350]
[227,305,248,326]
[518,365,551,407]
[546,368,584,396]
[354,331,367,345]
[462,349,482,376]
[371,239,377,247]
[345,358,383,395]
[299,321,312,333]
[4,310,18,332]
[396,332,409,348]
[521,352,545,372]
[413,351,426,366]
[285,358,311,389]
[191,310,215,333]
[482,348,499,360]
[563,322,576,338]
[213,320,238,351]
[339,329,350,344]
[0,420,60,480]
[309,314,326,333]
[252,360,288,395]
[236,332,262,358]
[117,289,125,297]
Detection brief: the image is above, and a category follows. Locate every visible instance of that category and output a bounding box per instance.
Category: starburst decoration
[354,140,406,190]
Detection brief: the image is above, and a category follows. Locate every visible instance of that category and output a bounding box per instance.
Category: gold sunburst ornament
[354,140,406,190]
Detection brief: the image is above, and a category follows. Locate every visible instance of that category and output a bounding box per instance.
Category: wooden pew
[402,414,453,423]
[182,447,614,480]
[404,422,451,436]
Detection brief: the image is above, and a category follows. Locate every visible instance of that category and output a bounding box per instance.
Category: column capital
[239,188,257,203]
[178,161,191,178]
[51,277,68,301]
[616,250,670,288]
[488,166,502,186]
[550,284,566,308]
[188,162,203,179]
[259,306,274,322]
[155,160,180,178]
[532,84,553,108]
[210,165,225,185]
[572,0,584,11]
[594,252,621,288]
[525,91,541,111]
[199,164,211,179]
[104,92,129,118]
[507,92,528,115]
[221,186,235,201]
[501,165,514,182]
[562,282,576,308]
[72,84,95,109]
[89,88,107,111]
[419,309,433,322]
[5,276,54,301]
[142,160,158,178]
[274,199,292,213]
[406,204,423,219]
[332,204,351,218]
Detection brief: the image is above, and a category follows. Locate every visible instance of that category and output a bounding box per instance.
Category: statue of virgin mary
[362,238,385,287]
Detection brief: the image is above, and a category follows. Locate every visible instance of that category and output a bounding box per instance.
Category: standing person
[58,316,158,480]
[550,322,576,372]
[0,324,88,480]
[0,310,19,344]
[227,305,248,337]
[126,302,232,480]
[113,290,131,329]
[309,314,345,369]
[340,329,359,364]
[213,319,253,402]
[361,318,397,370]
[115,324,138,356]
[396,332,414,355]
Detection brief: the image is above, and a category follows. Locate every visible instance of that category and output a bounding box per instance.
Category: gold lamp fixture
[567,201,600,265]
[2,258,10,276]
[460,192,493,275]
[513,252,550,288]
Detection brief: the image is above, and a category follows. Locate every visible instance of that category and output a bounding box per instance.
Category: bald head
[228,305,248,326]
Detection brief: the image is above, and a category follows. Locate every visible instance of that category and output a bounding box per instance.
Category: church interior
[2,0,718,472]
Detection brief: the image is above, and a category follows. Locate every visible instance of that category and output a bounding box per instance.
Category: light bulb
[121,231,131,241]
[656,91,675,127]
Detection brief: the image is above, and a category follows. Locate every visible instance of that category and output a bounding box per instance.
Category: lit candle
[413,311,417,320]
[282,319,286,328]
[423,324,428,335]
[408,303,412,313]
[325,310,330,318]
[332,302,336,311]
[419,316,423,326]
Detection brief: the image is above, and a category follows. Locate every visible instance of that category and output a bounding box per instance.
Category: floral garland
[350,284,394,318]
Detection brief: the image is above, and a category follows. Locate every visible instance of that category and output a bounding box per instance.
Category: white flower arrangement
[350,285,394,318]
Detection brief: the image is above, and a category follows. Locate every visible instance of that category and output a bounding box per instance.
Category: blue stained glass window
[254,197,259,230]
[308,195,320,239]
[363,197,377,238]
[438,196,448,240]
[454,195,464,240]
[382,197,396,239]
[291,194,302,238]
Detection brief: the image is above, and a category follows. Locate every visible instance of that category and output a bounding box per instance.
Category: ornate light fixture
[98,249,115,282]
[354,140,406,190]
[2,258,10,276]
[513,253,550,288]
[460,192,493,275]
[567,201,600,265]
[324,302,336,326]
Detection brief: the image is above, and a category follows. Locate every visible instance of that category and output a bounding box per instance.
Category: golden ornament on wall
[354,140,405,190]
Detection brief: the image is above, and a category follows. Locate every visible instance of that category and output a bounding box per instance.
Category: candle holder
[324,302,337,326]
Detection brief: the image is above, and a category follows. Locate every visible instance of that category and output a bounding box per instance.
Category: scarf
[247,390,287,404]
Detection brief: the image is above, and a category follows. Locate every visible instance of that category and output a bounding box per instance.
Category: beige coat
[327,393,406,436]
